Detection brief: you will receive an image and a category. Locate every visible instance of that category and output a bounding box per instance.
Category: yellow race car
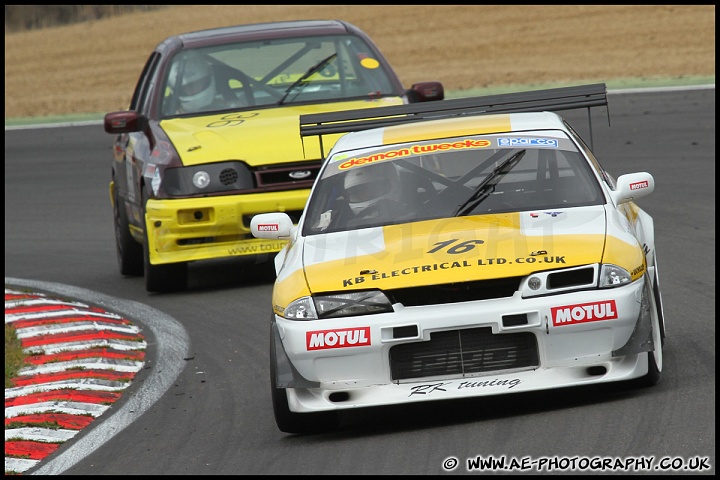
[103,20,444,292]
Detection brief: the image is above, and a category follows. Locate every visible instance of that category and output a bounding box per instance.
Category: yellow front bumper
[144,190,308,265]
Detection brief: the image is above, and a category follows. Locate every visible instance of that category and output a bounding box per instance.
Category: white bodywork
[251,111,664,422]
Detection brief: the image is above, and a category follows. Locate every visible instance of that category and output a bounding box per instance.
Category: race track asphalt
[5,81,714,474]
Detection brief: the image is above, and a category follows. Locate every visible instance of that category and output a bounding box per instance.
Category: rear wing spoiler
[300,83,608,157]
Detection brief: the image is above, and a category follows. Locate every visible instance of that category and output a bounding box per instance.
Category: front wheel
[270,323,340,434]
[113,184,143,276]
[652,256,666,346]
[634,279,663,388]
[143,239,187,293]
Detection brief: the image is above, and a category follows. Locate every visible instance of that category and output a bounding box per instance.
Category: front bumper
[144,190,309,264]
[273,277,654,412]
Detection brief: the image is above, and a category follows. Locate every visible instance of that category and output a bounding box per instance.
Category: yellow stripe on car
[382,114,513,145]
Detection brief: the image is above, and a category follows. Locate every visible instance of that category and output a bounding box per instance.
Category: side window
[129,52,162,114]
[564,120,615,190]
[342,36,394,95]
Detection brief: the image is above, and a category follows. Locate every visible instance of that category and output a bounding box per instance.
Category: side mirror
[406,81,444,103]
[104,111,143,134]
[250,212,295,239]
[611,172,655,205]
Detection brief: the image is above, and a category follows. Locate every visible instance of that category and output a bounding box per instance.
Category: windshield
[303,132,606,235]
[161,34,397,117]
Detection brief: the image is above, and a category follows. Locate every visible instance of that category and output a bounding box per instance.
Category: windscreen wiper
[277,53,337,106]
[453,149,526,216]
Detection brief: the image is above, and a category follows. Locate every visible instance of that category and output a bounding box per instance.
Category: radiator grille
[390,327,539,381]
[254,161,321,188]
[387,276,523,306]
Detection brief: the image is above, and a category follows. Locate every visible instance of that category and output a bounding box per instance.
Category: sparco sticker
[498,137,558,148]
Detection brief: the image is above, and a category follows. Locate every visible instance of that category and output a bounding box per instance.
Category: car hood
[300,206,622,293]
[159,98,405,167]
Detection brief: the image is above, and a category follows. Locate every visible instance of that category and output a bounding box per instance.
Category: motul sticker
[256,224,279,232]
[306,327,371,350]
[630,180,649,190]
[551,300,618,326]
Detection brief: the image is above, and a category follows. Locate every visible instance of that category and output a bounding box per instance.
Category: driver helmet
[344,161,400,215]
[178,55,216,112]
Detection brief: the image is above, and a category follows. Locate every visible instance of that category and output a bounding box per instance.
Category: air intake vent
[390,327,539,381]
[219,168,239,185]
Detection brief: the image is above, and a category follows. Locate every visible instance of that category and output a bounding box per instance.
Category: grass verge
[5,323,24,388]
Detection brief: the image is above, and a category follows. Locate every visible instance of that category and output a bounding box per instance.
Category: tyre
[269,324,340,434]
[652,256,666,346]
[141,190,187,293]
[636,346,661,389]
[635,279,663,388]
[143,240,188,293]
[113,185,143,276]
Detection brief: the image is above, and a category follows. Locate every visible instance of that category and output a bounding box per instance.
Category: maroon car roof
[156,20,359,52]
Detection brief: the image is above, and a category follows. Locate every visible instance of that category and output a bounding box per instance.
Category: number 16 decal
[428,239,484,254]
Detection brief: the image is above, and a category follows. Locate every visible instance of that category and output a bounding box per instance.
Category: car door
[113,51,162,227]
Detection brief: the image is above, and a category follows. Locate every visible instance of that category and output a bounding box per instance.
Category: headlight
[520,263,634,298]
[284,290,393,320]
[284,297,317,320]
[599,264,632,288]
[192,171,211,189]
[162,162,254,196]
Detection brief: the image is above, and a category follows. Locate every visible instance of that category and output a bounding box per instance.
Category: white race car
[251,84,666,434]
